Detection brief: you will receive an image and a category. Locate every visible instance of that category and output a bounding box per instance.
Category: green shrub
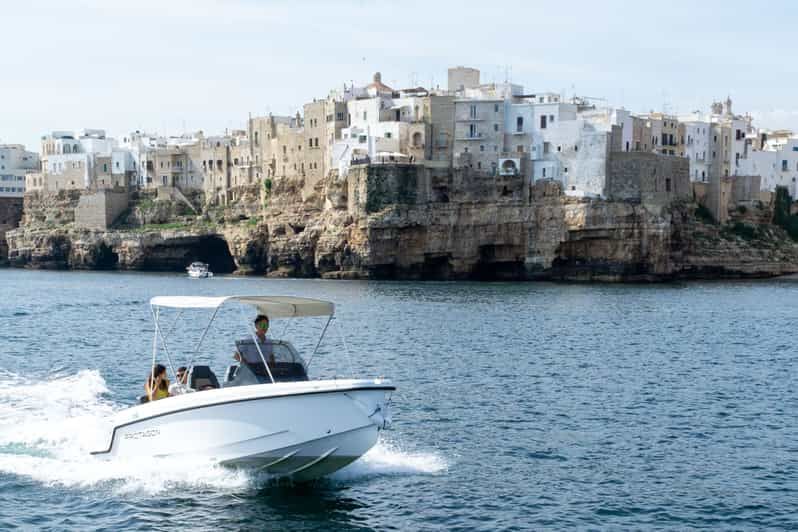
[695,204,714,223]
[263,178,273,208]
[730,221,757,240]
[773,186,798,241]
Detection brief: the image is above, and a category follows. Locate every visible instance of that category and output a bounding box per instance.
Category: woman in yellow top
[145,364,170,401]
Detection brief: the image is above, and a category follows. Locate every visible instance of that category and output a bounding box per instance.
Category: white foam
[332,440,449,481]
[0,370,446,493]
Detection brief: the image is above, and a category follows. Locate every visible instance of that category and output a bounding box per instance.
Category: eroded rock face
[7,166,798,281]
[8,227,239,273]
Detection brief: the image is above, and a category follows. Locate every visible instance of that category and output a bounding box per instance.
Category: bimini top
[149,295,334,318]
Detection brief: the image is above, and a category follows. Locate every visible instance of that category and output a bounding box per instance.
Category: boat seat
[188,365,220,391]
[269,362,309,382]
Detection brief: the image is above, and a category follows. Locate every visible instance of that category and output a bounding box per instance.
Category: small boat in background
[187,262,213,278]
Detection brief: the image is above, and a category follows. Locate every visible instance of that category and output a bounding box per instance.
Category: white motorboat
[186,262,213,278]
[90,295,394,482]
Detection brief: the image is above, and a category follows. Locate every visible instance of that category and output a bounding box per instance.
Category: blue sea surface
[0,269,796,530]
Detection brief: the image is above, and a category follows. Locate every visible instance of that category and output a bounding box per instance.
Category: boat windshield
[226,339,309,385]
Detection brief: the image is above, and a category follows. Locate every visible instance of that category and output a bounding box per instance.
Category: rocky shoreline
[5,165,798,282]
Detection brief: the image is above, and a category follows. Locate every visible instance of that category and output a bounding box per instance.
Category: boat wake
[0,370,447,494]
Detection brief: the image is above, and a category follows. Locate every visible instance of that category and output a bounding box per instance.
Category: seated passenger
[145,364,170,401]
[168,366,190,395]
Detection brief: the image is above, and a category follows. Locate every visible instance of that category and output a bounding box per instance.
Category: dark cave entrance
[94,242,119,270]
[193,235,237,274]
[140,235,237,273]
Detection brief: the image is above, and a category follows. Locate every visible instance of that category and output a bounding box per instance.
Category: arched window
[501,159,518,175]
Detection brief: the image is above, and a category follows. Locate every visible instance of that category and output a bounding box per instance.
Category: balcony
[455,133,485,141]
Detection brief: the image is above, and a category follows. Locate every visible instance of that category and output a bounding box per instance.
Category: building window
[540,115,547,129]
[363,111,367,120]
[385,132,392,139]
[470,105,477,119]
[517,145,524,153]
[549,115,555,124]
[494,104,499,113]
[783,160,789,171]
[469,124,477,138]
[359,135,367,143]
[480,145,484,152]
[477,161,481,169]
[516,117,523,132]
[494,124,499,132]
[542,168,546,177]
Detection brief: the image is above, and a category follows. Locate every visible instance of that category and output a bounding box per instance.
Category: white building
[679,99,750,183]
[740,134,798,196]
[682,118,712,182]
[452,72,628,197]
[37,129,136,191]
[0,144,39,198]
[331,74,430,175]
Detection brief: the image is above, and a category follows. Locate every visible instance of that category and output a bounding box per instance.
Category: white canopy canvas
[149,295,335,318]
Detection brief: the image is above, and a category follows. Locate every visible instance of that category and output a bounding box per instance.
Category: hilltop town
[2,66,798,281]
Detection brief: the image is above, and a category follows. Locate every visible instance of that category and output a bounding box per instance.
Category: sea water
[0,269,796,530]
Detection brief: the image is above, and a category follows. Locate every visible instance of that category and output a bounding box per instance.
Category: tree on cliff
[773,187,798,240]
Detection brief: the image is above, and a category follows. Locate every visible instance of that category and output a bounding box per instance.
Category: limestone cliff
[7,166,798,281]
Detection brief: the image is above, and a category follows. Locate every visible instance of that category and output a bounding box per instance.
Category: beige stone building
[453,98,505,173]
[631,116,652,152]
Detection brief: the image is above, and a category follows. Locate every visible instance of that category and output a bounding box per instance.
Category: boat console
[225,339,309,386]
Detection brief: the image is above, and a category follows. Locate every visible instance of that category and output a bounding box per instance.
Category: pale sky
[2,0,797,149]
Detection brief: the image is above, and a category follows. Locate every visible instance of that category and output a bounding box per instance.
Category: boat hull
[92,380,393,481]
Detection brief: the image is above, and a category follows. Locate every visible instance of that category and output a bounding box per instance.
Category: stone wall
[731,175,762,204]
[606,152,690,206]
[75,190,130,230]
[0,197,23,263]
[21,190,82,227]
[348,163,420,214]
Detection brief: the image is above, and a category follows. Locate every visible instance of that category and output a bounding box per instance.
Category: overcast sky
[2,0,797,149]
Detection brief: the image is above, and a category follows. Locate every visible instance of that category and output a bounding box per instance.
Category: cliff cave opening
[140,235,237,273]
[194,235,237,273]
[94,243,119,270]
[470,244,526,281]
